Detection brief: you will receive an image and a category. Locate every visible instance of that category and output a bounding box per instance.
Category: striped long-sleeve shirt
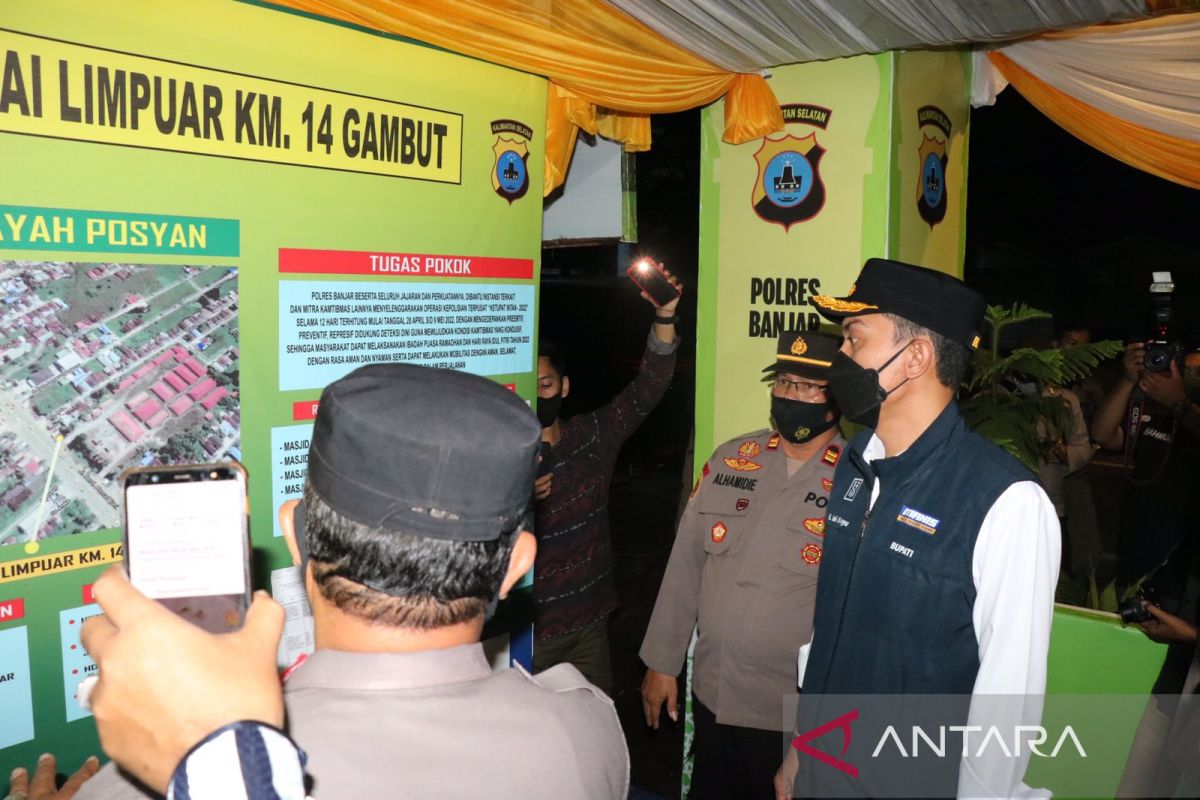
[533,328,677,640]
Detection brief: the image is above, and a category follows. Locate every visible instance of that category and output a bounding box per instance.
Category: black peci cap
[811,258,987,350]
[304,363,541,542]
[761,330,841,379]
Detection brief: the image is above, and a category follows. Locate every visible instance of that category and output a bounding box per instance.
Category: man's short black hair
[303,482,516,629]
[886,313,973,389]
[538,339,567,379]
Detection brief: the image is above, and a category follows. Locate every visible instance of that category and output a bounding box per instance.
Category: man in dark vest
[773,259,1060,799]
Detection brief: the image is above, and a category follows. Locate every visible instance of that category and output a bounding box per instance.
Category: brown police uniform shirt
[78,644,629,800]
[640,428,845,731]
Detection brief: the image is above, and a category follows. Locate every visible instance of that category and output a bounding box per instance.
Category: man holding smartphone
[75,364,628,800]
[533,259,681,692]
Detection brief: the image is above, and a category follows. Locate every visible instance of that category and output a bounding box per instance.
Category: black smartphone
[537,440,553,478]
[121,462,251,633]
[626,258,681,308]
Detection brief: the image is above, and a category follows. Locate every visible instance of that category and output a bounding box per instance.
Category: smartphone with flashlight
[121,462,251,633]
[626,257,681,307]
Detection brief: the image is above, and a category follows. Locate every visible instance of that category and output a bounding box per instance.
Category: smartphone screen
[123,464,250,633]
[627,259,680,307]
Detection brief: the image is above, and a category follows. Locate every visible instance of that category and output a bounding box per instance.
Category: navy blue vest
[803,401,1031,695]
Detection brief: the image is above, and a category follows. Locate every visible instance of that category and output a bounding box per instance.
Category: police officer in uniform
[640,331,845,800]
[775,260,1060,799]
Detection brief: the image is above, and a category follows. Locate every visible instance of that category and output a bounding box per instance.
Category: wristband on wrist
[169,720,306,800]
[654,312,679,325]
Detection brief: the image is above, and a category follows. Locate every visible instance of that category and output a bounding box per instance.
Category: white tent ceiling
[606,0,1149,71]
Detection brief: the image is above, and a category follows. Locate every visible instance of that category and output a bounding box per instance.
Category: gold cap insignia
[790,337,808,356]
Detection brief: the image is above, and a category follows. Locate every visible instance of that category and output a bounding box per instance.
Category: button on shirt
[641,428,845,731]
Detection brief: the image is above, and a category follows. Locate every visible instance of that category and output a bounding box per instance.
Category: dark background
[539,89,1199,799]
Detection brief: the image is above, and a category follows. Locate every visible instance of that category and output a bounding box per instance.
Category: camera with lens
[1118,584,1162,625]
[1145,271,1183,373]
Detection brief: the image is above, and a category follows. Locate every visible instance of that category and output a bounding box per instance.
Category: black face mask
[770,395,836,444]
[536,393,562,427]
[826,343,912,429]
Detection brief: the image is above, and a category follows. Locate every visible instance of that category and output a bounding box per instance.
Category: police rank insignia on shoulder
[766,433,781,450]
[711,521,728,543]
[821,478,834,492]
[738,440,761,458]
[801,543,823,564]
[803,517,825,536]
[723,456,764,472]
[821,445,840,466]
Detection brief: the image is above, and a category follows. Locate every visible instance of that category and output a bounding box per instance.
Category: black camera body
[1145,271,1182,373]
[1145,341,1184,372]
[1118,585,1162,625]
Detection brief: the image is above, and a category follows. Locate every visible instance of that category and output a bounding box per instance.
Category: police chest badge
[711,521,728,543]
[491,119,533,204]
[738,440,761,459]
[916,106,951,228]
[801,543,823,565]
[751,104,830,231]
[723,456,763,472]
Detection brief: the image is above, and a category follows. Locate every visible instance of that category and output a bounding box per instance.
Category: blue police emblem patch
[490,119,534,204]
[916,105,951,228]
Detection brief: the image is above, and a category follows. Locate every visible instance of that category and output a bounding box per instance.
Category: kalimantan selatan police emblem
[491,119,533,204]
[916,105,951,228]
[751,103,831,231]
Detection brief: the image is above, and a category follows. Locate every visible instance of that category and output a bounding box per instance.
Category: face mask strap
[876,340,914,399]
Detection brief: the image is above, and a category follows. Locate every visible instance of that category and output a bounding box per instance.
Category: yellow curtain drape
[989,51,1200,190]
[271,0,783,195]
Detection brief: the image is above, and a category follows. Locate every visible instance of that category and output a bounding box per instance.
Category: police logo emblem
[916,106,951,228]
[490,119,533,204]
[738,440,761,458]
[752,133,826,231]
[711,521,728,543]
[801,543,823,564]
[735,498,750,512]
[790,337,808,356]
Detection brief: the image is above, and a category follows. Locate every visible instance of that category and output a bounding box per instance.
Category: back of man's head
[295,364,541,629]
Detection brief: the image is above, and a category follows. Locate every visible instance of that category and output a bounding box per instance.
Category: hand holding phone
[626,257,682,310]
[122,463,251,633]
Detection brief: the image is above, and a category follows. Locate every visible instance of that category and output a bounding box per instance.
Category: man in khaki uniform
[640,331,844,800]
[77,364,628,800]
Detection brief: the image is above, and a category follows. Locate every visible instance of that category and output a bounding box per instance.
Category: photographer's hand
[1122,342,1146,384]
[1139,603,1199,645]
[1140,360,1187,408]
